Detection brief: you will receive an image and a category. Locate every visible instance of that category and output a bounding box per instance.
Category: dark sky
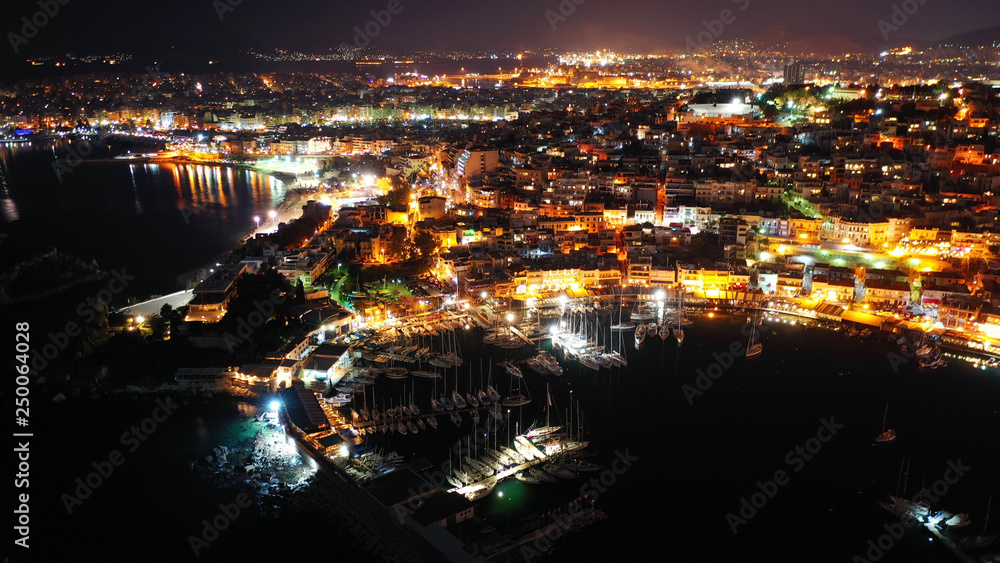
[3,0,999,62]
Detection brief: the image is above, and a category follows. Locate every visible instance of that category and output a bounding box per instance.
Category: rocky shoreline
[190,412,315,516]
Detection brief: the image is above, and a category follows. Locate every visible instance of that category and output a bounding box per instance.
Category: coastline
[0,271,109,305]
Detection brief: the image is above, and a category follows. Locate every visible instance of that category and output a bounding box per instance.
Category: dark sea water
[14,314,1000,562]
[3,145,1000,562]
[0,140,289,301]
[366,315,1000,562]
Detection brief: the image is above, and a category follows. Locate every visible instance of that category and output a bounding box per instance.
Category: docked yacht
[515,471,540,485]
[411,371,442,379]
[579,354,601,371]
[525,426,563,440]
[487,386,501,403]
[634,324,646,348]
[503,394,531,407]
[440,395,456,411]
[431,397,445,413]
[530,467,557,483]
[502,362,523,379]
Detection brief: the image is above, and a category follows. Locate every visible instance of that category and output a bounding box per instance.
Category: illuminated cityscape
[3,2,1000,562]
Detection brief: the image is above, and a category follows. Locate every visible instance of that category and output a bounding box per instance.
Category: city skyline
[3,2,1000,562]
[3,0,1000,66]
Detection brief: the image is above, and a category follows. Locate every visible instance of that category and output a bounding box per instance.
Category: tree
[414,230,437,257]
[377,181,412,207]
[294,279,306,305]
[688,232,721,262]
[386,227,411,260]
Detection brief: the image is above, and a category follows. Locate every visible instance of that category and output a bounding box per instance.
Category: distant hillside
[935,26,1000,46]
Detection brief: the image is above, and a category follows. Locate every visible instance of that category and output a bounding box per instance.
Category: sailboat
[746,310,762,359]
[610,289,635,331]
[635,323,646,349]
[485,362,500,403]
[451,369,467,410]
[526,384,563,440]
[502,361,523,379]
[579,354,601,371]
[502,367,531,407]
[463,364,480,409]
[409,385,421,417]
[874,405,896,444]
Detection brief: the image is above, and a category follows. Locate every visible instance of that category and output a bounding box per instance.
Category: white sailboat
[611,290,635,330]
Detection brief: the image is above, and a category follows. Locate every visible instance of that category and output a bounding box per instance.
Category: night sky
[3,0,999,62]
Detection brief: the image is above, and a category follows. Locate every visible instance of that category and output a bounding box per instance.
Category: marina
[256,292,1000,562]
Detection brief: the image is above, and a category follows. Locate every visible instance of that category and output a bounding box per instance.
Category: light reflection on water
[0,143,292,296]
